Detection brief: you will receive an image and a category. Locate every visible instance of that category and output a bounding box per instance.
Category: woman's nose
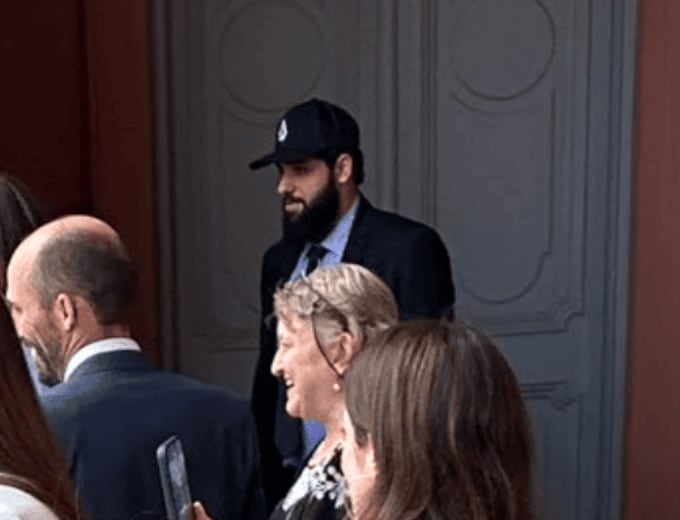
[271,348,283,377]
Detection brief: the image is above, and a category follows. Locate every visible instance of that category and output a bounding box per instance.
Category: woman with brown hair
[0,171,54,392]
[342,320,535,520]
[0,171,47,291]
[0,297,81,518]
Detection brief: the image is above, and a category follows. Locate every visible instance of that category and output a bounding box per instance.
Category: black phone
[156,435,195,520]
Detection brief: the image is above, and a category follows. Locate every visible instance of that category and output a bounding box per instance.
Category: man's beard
[23,340,61,387]
[282,180,340,243]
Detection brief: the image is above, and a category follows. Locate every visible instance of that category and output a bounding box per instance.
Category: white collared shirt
[63,337,141,382]
[0,485,59,520]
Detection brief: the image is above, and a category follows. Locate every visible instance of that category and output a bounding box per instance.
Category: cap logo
[277,119,288,142]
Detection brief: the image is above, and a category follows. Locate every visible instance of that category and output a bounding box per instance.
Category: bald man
[6,215,265,520]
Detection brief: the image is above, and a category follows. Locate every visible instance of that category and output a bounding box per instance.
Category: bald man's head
[8,215,137,326]
[6,216,137,384]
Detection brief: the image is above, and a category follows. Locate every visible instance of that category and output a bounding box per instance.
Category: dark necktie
[305,244,328,275]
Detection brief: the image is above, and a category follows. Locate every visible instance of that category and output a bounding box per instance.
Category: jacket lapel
[342,196,371,263]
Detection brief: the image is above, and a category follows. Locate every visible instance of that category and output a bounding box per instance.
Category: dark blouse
[269,445,347,520]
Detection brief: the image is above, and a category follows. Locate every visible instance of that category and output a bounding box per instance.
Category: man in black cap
[250,98,455,509]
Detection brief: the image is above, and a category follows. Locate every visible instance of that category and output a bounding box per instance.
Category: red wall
[81,1,159,361]
[624,0,680,518]
[0,1,159,361]
[0,2,90,212]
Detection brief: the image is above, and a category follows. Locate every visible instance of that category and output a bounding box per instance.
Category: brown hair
[345,320,534,520]
[0,301,81,518]
[0,172,47,290]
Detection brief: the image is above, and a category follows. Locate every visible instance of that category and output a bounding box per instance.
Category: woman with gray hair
[267,263,398,519]
[195,263,398,520]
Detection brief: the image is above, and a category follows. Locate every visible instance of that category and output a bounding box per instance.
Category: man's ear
[333,331,360,376]
[54,293,77,332]
[333,153,353,185]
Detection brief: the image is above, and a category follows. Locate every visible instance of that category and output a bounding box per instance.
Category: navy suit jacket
[251,196,455,508]
[41,350,266,520]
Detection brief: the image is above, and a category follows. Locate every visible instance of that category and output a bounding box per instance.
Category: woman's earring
[333,381,342,392]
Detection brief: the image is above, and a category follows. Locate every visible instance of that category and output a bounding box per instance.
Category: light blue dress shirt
[289,198,359,282]
[288,198,359,455]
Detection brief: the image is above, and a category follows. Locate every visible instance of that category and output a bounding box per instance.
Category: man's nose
[277,170,292,196]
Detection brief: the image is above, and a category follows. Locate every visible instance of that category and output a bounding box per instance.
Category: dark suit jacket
[251,196,455,509]
[41,350,266,520]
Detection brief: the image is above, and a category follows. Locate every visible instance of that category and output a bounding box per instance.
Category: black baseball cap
[249,98,360,170]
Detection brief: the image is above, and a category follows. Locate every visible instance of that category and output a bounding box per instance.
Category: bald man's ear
[54,293,77,332]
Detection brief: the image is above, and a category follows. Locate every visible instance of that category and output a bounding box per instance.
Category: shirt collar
[317,197,360,258]
[64,337,141,382]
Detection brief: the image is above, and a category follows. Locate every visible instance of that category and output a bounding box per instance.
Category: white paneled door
[152,1,636,518]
